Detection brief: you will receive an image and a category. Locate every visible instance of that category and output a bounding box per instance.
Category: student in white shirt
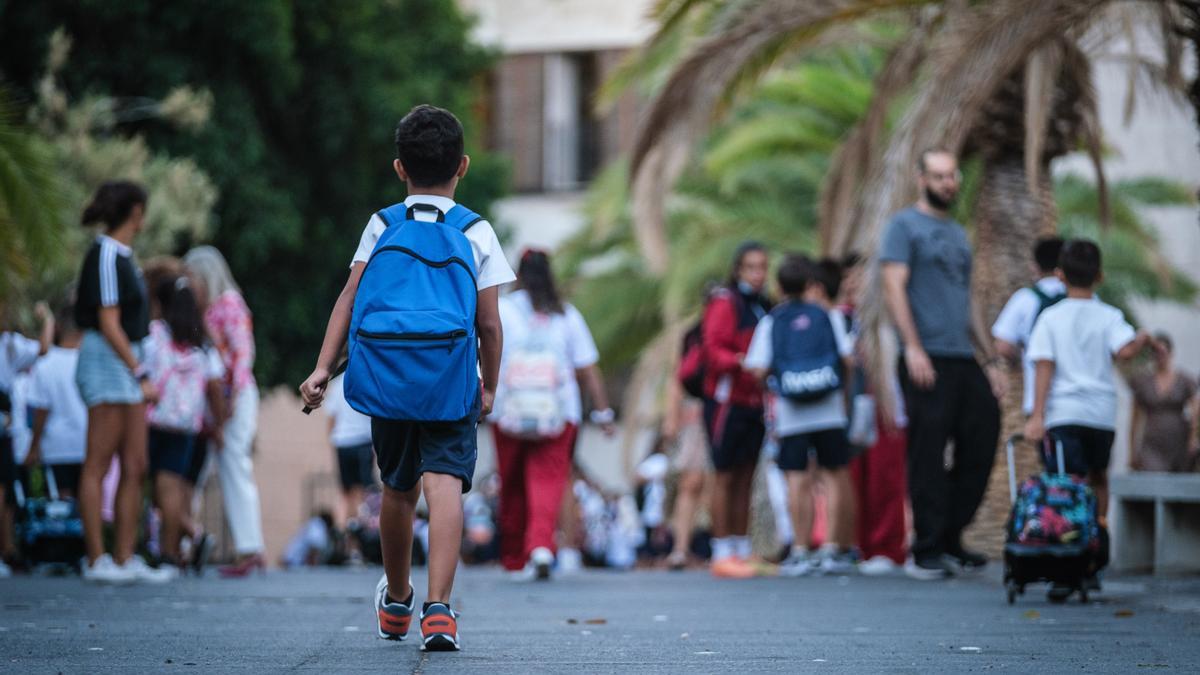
[25,308,88,496]
[992,237,1066,415]
[492,249,614,580]
[745,254,856,577]
[1025,239,1161,518]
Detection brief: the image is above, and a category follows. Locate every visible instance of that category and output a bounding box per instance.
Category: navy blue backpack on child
[344,203,482,421]
[769,301,842,402]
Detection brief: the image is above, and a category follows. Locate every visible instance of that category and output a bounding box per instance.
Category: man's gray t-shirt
[879,206,975,358]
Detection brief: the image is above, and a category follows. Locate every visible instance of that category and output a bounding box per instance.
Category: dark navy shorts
[371,392,481,494]
[336,441,376,491]
[1045,425,1113,477]
[703,399,765,472]
[149,428,197,478]
[778,428,850,472]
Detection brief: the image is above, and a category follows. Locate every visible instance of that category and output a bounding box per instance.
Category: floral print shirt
[205,290,256,396]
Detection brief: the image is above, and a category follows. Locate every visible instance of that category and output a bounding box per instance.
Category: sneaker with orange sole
[710,556,757,579]
[374,574,414,640]
[420,602,460,651]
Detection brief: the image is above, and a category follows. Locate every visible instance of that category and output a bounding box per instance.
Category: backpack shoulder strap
[444,204,485,233]
[1029,285,1050,304]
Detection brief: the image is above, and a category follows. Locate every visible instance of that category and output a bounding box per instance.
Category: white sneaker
[858,555,899,576]
[779,549,816,578]
[82,554,137,585]
[817,546,857,576]
[556,547,583,574]
[530,547,554,580]
[0,560,12,578]
[122,556,178,584]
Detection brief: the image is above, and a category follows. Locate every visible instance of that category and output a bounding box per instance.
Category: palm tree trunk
[962,156,1057,557]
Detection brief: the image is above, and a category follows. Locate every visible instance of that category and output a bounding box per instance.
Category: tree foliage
[0,0,505,386]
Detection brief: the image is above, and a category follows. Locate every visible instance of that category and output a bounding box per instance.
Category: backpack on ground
[1030,285,1066,322]
[345,203,482,422]
[768,301,843,402]
[495,307,568,440]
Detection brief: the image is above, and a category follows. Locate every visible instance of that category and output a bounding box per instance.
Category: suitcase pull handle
[1007,433,1069,504]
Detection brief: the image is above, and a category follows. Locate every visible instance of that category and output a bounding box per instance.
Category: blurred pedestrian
[1129,334,1199,473]
[992,237,1066,416]
[24,305,87,497]
[74,181,173,584]
[660,376,710,570]
[184,246,265,577]
[880,150,1003,580]
[324,372,375,563]
[143,276,225,572]
[493,249,614,580]
[702,242,771,578]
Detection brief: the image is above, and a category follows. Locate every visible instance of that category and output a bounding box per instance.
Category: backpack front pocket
[345,311,477,421]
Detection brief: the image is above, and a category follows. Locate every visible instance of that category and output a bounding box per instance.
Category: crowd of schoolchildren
[0,182,266,582]
[4,103,1193,654]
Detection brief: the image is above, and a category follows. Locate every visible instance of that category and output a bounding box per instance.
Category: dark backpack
[768,301,842,402]
[676,322,705,399]
[1030,285,1066,321]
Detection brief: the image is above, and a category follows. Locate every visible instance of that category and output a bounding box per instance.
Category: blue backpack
[344,203,482,421]
[768,302,843,402]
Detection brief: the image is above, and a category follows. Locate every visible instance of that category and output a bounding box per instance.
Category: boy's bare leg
[423,472,463,604]
[710,471,733,540]
[1090,471,1109,524]
[825,467,855,549]
[380,483,420,599]
[670,470,705,558]
[787,470,815,549]
[730,464,755,536]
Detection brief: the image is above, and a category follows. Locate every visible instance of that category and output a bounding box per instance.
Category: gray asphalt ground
[2,565,1198,673]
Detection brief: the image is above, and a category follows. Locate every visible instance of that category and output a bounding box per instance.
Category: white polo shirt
[992,276,1067,414]
[350,195,515,291]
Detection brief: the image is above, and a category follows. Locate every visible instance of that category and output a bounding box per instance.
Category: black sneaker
[191,533,216,576]
[944,546,987,572]
[904,556,955,581]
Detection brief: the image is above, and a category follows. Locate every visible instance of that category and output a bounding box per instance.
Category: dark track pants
[899,356,1000,561]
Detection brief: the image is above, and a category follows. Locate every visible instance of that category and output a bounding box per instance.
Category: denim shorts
[75,330,144,407]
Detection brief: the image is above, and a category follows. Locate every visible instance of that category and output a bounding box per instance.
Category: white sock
[735,536,752,560]
[712,537,734,561]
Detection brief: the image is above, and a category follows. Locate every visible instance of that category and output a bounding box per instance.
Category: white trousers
[214,387,264,554]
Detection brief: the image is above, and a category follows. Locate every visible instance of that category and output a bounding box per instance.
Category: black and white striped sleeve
[99,239,120,306]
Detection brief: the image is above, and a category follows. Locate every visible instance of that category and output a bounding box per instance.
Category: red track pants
[494,424,578,571]
[849,420,909,564]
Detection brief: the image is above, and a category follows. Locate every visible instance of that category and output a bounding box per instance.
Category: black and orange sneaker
[374,574,414,641]
[420,602,460,652]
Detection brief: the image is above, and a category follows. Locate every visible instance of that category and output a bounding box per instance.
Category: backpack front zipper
[357,329,468,343]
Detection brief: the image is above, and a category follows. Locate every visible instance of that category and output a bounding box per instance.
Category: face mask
[737,281,757,295]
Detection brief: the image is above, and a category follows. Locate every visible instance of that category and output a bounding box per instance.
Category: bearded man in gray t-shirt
[879,149,1006,580]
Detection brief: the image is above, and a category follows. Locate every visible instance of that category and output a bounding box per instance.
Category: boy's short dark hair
[394,105,465,187]
[1058,239,1102,288]
[777,253,817,296]
[816,258,843,300]
[1033,237,1065,274]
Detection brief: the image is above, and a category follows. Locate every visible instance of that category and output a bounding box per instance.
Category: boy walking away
[1024,239,1159,524]
[992,237,1066,416]
[300,105,513,652]
[25,306,88,498]
[745,255,856,577]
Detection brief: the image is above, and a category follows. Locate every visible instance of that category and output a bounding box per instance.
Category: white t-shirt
[991,276,1067,414]
[744,309,854,436]
[25,346,87,465]
[496,290,600,424]
[1026,297,1136,431]
[323,374,373,448]
[1,331,40,395]
[350,195,516,291]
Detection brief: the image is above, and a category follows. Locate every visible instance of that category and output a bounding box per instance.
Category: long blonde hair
[183,246,241,300]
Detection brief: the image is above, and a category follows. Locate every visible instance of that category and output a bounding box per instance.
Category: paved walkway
[2,566,1198,673]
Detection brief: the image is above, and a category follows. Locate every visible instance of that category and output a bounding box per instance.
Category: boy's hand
[985,362,1008,400]
[479,387,495,420]
[300,367,331,409]
[1024,414,1046,443]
